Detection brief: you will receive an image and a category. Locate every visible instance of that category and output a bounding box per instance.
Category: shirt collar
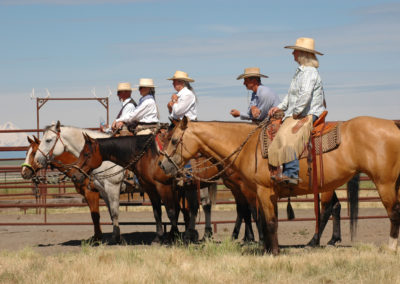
[122,97,132,106]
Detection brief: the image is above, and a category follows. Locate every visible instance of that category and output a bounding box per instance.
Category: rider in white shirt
[167,70,197,121]
[115,78,159,129]
[106,82,136,132]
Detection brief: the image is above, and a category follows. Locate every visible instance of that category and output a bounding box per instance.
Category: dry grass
[0,240,399,284]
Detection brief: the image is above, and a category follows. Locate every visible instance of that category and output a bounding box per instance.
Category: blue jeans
[282,115,318,178]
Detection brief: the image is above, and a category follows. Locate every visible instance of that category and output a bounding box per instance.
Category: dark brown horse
[160,117,400,255]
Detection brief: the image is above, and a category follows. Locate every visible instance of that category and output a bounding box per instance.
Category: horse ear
[33,135,40,144]
[56,120,61,132]
[181,116,188,130]
[27,136,34,144]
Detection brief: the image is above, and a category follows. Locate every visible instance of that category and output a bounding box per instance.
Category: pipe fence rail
[0,125,392,233]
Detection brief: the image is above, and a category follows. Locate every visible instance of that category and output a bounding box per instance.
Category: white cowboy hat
[136,78,156,88]
[167,70,195,82]
[236,67,269,80]
[284,37,323,55]
[117,82,135,92]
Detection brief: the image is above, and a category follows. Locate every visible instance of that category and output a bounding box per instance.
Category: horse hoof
[184,229,199,243]
[327,237,341,246]
[306,235,320,247]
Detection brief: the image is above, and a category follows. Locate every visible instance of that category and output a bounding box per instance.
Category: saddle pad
[300,122,341,158]
[261,121,341,159]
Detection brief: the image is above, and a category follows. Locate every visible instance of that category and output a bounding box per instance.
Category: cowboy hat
[236,67,269,80]
[136,78,156,88]
[284,37,323,55]
[167,70,195,82]
[117,82,135,92]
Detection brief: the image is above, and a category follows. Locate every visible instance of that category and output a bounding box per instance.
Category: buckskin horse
[32,121,178,243]
[159,116,400,255]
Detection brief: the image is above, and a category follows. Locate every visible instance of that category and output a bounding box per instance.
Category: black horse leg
[251,206,263,243]
[243,205,255,242]
[307,192,338,247]
[202,204,213,240]
[231,203,244,240]
[327,193,342,245]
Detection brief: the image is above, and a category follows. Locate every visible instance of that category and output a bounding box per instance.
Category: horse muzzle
[158,159,178,176]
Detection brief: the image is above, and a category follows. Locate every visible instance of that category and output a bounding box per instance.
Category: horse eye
[171,138,178,145]
[45,139,52,143]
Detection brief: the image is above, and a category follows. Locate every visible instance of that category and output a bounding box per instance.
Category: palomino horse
[21,136,109,241]
[159,117,400,255]
[32,122,145,243]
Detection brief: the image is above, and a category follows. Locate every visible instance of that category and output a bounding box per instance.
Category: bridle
[159,126,187,173]
[37,128,67,165]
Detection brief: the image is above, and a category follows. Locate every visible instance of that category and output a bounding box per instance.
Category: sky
[0,0,399,130]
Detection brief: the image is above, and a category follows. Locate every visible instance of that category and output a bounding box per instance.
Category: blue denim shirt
[240,85,280,121]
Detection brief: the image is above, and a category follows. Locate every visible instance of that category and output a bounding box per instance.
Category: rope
[162,119,270,183]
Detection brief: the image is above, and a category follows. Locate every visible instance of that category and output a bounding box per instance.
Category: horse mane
[44,124,111,139]
[97,135,158,160]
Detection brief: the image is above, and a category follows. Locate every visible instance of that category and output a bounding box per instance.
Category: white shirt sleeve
[116,103,136,122]
[171,91,196,119]
[126,99,153,122]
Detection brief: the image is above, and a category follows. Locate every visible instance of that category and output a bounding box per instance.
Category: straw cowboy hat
[236,67,269,80]
[284,37,323,56]
[117,82,135,92]
[167,70,195,82]
[136,78,156,88]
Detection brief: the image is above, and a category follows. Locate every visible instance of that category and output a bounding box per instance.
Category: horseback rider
[230,67,280,122]
[268,37,326,184]
[114,78,160,134]
[167,70,197,121]
[106,82,137,133]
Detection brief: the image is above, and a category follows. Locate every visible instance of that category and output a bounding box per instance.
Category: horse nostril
[158,161,162,166]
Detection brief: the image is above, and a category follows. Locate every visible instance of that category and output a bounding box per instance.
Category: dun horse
[160,116,400,255]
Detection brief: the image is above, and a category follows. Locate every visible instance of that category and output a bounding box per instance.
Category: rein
[161,119,270,182]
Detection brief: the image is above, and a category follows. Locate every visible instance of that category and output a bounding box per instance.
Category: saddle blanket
[261,121,341,160]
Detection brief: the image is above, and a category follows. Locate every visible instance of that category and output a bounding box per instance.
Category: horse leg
[82,186,102,241]
[231,202,244,240]
[307,191,341,247]
[105,183,122,244]
[251,206,264,243]
[376,181,400,251]
[327,192,342,246]
[183,186,199,243]
[256,185,279,255]
[145,188,165,243]
[200,185,214,241]
[156,183,180,241]
[201,203,213,240]
[242,204,255,243]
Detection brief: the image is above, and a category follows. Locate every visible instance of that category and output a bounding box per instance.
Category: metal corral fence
[0,126,392,233]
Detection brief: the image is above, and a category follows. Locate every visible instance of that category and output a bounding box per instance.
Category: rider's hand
[111,120,117,130]
[268,106,280,117]
[250,106,261,119]
[115,121,124,129]
[171,94,178,103]
[167,101,174,113]
[230,109,240,117]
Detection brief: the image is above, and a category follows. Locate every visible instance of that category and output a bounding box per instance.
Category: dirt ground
[0,207,391,255]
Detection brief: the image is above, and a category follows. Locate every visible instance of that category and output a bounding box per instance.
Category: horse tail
[347,173,360,241]
[287,197,295,220]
